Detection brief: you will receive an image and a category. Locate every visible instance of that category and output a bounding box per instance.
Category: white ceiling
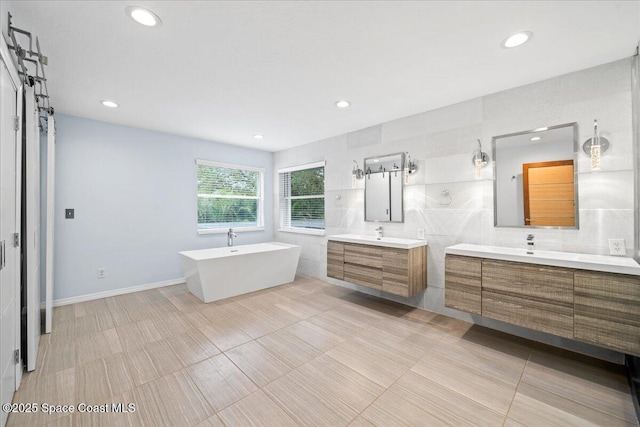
[3,1,639,152]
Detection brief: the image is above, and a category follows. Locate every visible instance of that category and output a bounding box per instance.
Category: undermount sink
[327,233,427,249]
[445,243,640,276]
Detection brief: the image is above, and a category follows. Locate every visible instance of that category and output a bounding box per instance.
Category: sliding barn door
[24,84,40,371]
[44,114,55,334]
[0,53,19,427]
[523,160,575,227]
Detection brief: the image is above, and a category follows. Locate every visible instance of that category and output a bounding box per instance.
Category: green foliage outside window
[197,164,262,229]
[288,166,324,229]
[290,167,324,196]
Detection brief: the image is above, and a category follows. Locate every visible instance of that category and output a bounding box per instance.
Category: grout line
[258,346,332,424]
[350,332,448,424]
[181,355,227,418]
[514,348,638,425]
[215,412,230,427]
[351,358,420,421]
[502,349,532,426]
[223,341,270,391]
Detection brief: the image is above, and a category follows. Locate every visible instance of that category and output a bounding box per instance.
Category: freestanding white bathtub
[178,242,301,303]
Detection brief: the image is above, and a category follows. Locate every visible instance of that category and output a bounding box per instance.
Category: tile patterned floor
[7,276,638,426]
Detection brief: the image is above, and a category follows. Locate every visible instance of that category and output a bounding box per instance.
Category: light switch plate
[608,239,626,256]
[418,228,425,240]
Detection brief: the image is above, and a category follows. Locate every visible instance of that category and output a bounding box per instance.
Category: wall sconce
[472,139,489,179]
[582,119,610,171]
[404,152,417,184]
[352,160,364,188]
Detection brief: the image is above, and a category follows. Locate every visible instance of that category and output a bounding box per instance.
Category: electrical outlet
[97,268,106,279]
[418,228,425,240]
[608,239,626,256]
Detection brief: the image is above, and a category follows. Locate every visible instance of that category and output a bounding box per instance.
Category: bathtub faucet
[228,228,238,247]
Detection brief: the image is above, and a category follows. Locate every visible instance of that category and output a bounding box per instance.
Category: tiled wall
[273,58,634,360]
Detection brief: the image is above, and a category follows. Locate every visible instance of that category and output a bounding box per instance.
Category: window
[279,161,325,235]
[196,160,264,233]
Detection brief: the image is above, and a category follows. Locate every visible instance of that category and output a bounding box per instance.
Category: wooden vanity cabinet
[444,255,482,315]
[574,271,640,355]
[327,241,427,297]
[444,254,640,356]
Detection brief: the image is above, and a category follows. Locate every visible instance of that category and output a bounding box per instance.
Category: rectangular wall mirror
[364,152,404,222]
[493,123,579,228]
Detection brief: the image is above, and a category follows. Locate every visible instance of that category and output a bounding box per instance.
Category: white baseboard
[40,278,185,309]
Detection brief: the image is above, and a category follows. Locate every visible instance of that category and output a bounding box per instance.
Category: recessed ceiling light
[100,100,119,108]
[530,136,541,141]
[253,134,264,139]
[335,100,351,108]
[501,31,533,48]
[126,6,162,27]
[534,127,548,132]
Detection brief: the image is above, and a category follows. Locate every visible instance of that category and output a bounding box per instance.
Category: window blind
[196,160,264,231]
[278,161,325,231]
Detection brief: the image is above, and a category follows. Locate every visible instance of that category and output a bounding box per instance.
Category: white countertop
[445,243,640,276]
[328,233,428,249]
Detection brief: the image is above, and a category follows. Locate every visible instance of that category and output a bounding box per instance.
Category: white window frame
[278,160,325,236]
[196,159,265,235]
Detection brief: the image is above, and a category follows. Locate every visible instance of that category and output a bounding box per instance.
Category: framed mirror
[364,152,404,222]
[493,122,579,228]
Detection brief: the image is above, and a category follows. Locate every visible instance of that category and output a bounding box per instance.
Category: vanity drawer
[574,271,640,355]
[482,291,574,338]
[383,248,409,297]
[382,246,428,298]
[344,243,383,269]
[344,263,382,290]
[445,255,482,315]
[327,241,344,280]
[482,259,573,304]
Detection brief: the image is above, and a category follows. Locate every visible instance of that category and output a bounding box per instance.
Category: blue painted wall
[50,114,273,300]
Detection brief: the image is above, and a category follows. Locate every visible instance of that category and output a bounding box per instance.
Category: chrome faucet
[375,226,383,240]
[227,228,238,247]
[526,234,535,254]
